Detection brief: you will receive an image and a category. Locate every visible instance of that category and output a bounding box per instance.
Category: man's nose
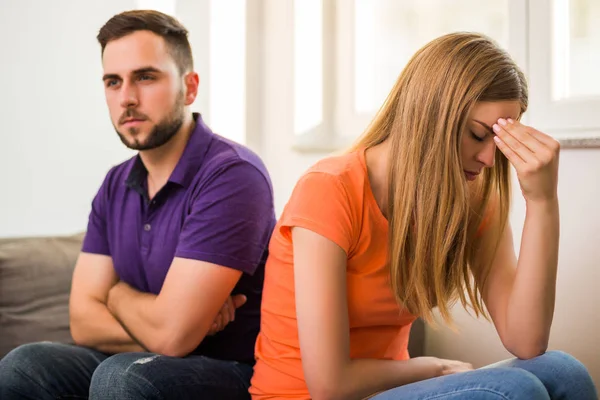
[119,81,139,109]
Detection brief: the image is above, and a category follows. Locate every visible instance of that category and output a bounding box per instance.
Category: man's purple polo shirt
[82,113,276,364]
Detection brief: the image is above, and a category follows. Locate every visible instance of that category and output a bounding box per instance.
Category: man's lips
[121,118,145,125]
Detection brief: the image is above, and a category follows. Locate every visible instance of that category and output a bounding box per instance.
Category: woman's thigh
[371,367,549,400]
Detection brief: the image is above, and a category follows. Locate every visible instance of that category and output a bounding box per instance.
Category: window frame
[292,0,600,151]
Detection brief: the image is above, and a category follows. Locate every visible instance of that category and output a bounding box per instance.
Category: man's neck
[139,113,195,198]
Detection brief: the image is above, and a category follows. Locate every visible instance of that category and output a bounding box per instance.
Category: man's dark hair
[97,10,193,74]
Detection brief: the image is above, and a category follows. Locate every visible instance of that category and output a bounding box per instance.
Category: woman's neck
[365,140,391,218]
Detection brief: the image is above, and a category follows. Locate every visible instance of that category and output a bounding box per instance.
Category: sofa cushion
[0,233,84,358]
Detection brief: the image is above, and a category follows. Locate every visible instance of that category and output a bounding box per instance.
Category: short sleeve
[280,172,354,254]
[81,173,112,255]
[175,162,275,275]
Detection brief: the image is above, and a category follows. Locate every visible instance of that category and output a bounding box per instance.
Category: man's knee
[90,353,163,399]
[0,342,63,376]
[90,354,252,399]
[0,342,67,394]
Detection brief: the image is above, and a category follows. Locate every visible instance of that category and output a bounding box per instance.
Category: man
[0,10,275,399]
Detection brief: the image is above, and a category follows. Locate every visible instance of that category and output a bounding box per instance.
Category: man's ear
[183,72,199,106]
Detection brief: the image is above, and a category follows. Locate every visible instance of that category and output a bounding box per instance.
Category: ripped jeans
[0,342,253,399]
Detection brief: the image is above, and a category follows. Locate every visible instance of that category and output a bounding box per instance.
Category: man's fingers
[211,295,247,334]
[226,295,235,322]
[215,308,224,332]
[207,322,218,336]
[232,294,247,309]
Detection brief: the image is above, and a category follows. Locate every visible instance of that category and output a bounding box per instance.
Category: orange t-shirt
[250,148,417,400]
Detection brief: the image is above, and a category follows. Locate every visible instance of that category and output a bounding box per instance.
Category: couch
[0,233,425,359]
[0,233,83,358]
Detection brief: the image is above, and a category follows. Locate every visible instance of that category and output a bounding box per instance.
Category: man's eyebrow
[102,67,162,82]
[473,119,495,135]
[102,73,120,82]
[132,66,162,75]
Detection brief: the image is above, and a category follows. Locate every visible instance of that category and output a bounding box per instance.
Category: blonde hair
[349,32,528,324]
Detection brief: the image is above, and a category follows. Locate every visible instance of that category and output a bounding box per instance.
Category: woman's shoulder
[279,150,366,253]
[304,149,366,185]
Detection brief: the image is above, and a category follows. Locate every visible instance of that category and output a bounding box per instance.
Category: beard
[115,93,185,151]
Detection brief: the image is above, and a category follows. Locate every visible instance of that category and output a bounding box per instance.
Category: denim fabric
[372,351,597,399]
[0,342,253,399]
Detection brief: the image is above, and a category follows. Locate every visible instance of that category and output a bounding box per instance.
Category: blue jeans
[0,342,253,399]
[372,351,597,399]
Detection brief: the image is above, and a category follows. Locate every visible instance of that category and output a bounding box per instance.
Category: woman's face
[461,101,521,181]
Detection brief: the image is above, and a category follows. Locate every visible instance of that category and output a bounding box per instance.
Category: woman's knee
[480,368,550,400]
[539,350,587,371]
[536,351,596,389]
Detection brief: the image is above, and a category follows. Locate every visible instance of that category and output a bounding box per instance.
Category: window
[292,0,600,151]
[294,0,323,135]
[527,0,600,143]
[553,0,600,99]
[137,0,250,145]
[354,0,509,115]
[209,0,246,145]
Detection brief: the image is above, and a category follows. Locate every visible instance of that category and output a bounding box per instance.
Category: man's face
[102,30,188,150]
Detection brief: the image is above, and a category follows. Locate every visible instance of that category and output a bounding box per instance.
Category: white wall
[426,150,600,387]
[0,0,211,238]
[0,0,137,238]
[261,0,600,388]
[260,0,325,214]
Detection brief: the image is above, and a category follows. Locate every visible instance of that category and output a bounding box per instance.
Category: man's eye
[139,75,154,81]
[106,79,119,87]
[471,132,485,142]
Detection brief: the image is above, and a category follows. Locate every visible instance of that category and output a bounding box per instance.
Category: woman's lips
[464,170,479,181]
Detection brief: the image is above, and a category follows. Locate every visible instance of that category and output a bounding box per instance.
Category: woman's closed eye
[471,131,486,142]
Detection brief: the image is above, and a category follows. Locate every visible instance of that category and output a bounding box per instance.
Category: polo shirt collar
[124,113,213,190]
[168,113,213,188]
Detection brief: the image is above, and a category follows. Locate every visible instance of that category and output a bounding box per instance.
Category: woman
[250,33,597,399]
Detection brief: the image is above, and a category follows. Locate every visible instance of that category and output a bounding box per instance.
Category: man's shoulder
[97,155,138,196]
[202,135,273,188]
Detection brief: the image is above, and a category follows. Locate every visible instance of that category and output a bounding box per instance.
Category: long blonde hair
[350,32,528,324]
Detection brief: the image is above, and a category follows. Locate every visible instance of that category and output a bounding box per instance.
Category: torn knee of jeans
[133,355,160,365]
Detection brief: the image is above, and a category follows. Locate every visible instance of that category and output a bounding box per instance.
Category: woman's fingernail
[494,136,501,143]
[493,124,501,133]
[507,118,514,124]
[498,118,507,126]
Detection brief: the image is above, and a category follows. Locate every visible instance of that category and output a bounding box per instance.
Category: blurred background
[1,0,599,388]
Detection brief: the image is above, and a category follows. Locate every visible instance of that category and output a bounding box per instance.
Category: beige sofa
[0,233,425,359]
[0,233,83,358]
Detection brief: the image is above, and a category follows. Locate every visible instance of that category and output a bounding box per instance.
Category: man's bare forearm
[107,282,166,353]
[70,299,146,354]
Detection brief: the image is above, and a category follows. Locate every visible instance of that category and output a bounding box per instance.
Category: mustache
[119,109,149,125]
